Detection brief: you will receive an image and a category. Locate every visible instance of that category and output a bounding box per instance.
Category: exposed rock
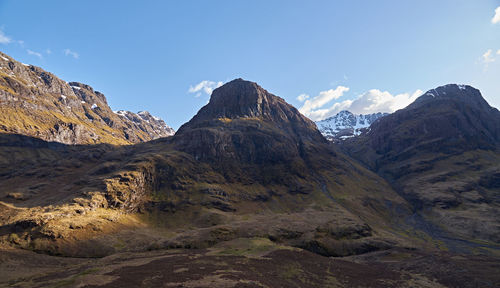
[0,51,174,145]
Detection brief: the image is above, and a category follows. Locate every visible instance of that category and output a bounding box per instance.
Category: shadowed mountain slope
[342,84,500,246]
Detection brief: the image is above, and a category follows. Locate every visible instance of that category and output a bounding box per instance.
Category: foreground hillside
[0,51,174,144]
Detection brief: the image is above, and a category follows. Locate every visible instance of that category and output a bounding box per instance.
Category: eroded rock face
[174,79,327,167]
[0,51,174,145]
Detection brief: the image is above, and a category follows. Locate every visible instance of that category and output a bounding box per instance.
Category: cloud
[0,29,11,44]
[46,49,52,55]
[188,80,223,97]
[299,87,422,121]
[492,6,500,24]
[296,93,310,102]
[482,49,496,64]
[298,86,350,119]
[64,49,79,59]
[347,89,423,115]
[27,49,43,59]
[497,49,500,55]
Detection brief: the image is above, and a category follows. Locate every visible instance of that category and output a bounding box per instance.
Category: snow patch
[81,100,86,104]
[60,95,67,100]
[70,86,81,90]
[114,110,128,117]
[0,56,9,61]
[22,63,29,67]
[458,84,467,90]
[91,104,98,109]
[339,135,355,140]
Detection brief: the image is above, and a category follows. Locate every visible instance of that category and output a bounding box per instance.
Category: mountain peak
[178,78,318,134]
[174,79,327,163]
[203,78,276,120]
[412,84,493,112]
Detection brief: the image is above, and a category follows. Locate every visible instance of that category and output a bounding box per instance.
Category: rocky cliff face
[175,79,327,168]
[0,51,174,144]
[342,84,500,244]
[316,111,388,141]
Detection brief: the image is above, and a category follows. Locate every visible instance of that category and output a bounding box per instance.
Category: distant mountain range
[315,111,388,141]
[0,51,174,145]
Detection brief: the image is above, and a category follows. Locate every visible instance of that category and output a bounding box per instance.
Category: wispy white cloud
[298,86,350,120]
[45,49,52,55]
[482,49,495,63]
[299,87,422,121]
[64,49,79,59]
[497,49,500,55]
[27,49,43,59]
[0,29,11,44]
[492,6,500,24]
[188,80,223,97]
[296,93,310,102]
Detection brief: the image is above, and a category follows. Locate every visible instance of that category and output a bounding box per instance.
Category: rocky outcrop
[0,51,174,145]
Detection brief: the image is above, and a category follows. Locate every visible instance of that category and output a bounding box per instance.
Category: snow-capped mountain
[114,110,175,138]
[315,111,388,141]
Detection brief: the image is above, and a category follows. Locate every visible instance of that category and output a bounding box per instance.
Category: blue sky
[1,0,499,128]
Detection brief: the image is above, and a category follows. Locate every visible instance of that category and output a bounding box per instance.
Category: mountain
[342,84,500,246]
[316,110,388,141]
[0,78,414,259]
[114,110,175,138]
[0,51,174,144]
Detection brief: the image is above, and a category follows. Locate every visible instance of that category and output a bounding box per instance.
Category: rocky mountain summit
[0,51,174,144]
[175,78,327,166]
[316,110,387,141]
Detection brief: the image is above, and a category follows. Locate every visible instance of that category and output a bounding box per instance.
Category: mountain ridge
[0,51,174,145]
